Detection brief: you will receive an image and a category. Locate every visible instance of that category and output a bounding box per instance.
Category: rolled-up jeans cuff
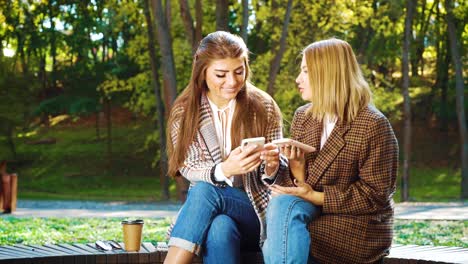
[168,237,202,256]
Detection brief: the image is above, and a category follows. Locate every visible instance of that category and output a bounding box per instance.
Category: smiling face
[295,55,312,101]
[205,57,246,108]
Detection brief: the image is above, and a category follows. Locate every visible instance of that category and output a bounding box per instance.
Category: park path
[1,200,467,220]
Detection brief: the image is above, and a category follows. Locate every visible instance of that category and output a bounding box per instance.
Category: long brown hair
[303,38,371,123]
[167,31,277,177]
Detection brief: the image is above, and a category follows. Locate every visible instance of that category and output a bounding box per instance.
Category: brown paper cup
[122,219,144,251]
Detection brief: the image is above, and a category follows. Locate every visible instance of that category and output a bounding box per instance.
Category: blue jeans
[262,195,319,264]
[168,182,260,264]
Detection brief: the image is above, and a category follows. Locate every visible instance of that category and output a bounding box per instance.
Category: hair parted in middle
[167,31,280,177]
[302,38,372,124]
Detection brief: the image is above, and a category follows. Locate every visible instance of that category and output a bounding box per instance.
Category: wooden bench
[0,243,467,264]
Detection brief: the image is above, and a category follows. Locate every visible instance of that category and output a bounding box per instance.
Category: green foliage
[393,220,468,247]
[0,217,171,246]
[0,217,465,248]
[32,95,101,117]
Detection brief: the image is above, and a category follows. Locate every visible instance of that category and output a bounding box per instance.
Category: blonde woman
[164,31,287,264]
[263,38,399,263]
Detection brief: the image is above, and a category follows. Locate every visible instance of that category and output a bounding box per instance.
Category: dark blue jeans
[168,182,260,264]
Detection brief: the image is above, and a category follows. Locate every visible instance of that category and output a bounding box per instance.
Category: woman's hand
[221,145,262,177]
[279,144,306,182]
[270,181,324,206]
[260,143,280,176]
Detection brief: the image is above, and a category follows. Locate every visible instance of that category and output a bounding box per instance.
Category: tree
[179,0,202,54]
[151,0,177,110]
[266,0,293,97]
[152,0,190,201]
[401,0,415,202]
[216,0,229,31]
[410,0,438,76]
[240,0,249,42]
[445,0,468,199]
[143,0,170,200]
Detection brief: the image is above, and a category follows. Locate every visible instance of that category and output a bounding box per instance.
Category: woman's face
[296,55,312,101]
[205,57,246,107]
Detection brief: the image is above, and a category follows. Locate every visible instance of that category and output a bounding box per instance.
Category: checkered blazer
[290,104,398,264]
[169,87,288,244]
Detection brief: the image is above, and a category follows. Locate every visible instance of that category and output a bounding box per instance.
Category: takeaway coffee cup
[121,219,144,251]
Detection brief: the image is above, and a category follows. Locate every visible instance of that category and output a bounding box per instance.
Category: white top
[321,115,337,148]
[207,97,277,187]
[208,98,236,159]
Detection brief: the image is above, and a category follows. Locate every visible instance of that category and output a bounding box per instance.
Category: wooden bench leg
[11,174,17,212]
[0,173,17,212]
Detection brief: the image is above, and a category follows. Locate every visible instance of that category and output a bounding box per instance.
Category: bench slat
[0,245,47,257]
[1,243,466,264]
[142,242,160,264]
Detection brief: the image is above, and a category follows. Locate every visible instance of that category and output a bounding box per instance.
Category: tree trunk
[143,0,169,200]
[40,54,47,92]
[439,42,450,132]
[266,0,293,97]
[6,125,16,160]
[96,111,101,140]
[445,0,468,199]
[240,0,249,42]
[48,0,57,89]
[195,0,202,47]
[430,4,450,131]
[401,0,415,202]
[152,0,189,201]
[179,0,196,54]
[151,0,177,111]
[216,0,229,31]
[105,98,112,168]
[413,0,437,77]
[165,0,171,29]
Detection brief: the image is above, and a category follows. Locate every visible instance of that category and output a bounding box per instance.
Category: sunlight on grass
[393,220,467,247]
[17,130,38,138]
[395,167,462,202]
[0,217,172,246]
[1,218,465,248]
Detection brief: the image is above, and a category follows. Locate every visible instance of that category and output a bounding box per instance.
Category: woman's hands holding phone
[260,143,280,176]
[279,144,306,183]
[221,145,262,177]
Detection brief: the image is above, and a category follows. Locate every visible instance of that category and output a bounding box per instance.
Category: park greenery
[0,0,466,203]
[0,217,466,248]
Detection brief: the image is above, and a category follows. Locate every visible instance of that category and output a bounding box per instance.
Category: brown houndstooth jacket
[169,87,288,244]
[289,104,398,264]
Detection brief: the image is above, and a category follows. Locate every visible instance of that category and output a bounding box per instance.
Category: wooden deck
[0,243,467,263]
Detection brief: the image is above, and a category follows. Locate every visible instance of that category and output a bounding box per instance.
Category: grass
[0,217,466,247]
[0,217,171,246]
[0,117,177,202]
[393,220,468,247]
[394,167,462,202]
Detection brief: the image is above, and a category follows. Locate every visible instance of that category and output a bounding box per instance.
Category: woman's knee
[206,215,240,244]
[186,182,220,203]
[268,195,300,215]
[267,195,317,222]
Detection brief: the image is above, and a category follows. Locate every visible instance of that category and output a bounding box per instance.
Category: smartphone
[241,137,265,150]
[272,138,316,153]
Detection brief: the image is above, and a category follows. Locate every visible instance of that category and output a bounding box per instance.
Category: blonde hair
[167,31,280,177]
[303,38,371,123]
